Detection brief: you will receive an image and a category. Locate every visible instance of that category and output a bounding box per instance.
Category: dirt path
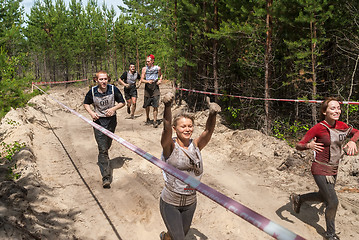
[1,83,359,239]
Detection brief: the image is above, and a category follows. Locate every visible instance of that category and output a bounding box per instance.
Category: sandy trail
[1,83,359,239]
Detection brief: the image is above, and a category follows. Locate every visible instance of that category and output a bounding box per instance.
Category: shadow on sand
[185,228,209,240]
[276,200,326,237]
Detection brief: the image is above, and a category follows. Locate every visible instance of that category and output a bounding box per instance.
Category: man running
[118,63,141,119]
[140,54,162,128]
[84,70,125,188]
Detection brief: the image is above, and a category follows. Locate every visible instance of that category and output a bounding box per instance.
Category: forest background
[1,0,359,143]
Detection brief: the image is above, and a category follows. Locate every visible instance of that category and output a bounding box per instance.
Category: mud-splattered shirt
[161,138,203,206]
[297,120,359,175]
[84,84,125,117]
[144,66,160,97]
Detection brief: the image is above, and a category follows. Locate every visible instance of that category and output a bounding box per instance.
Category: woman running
[291,97,359,240]
[159,92,221,240]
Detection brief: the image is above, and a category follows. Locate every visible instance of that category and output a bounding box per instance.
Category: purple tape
[34,85,306,240]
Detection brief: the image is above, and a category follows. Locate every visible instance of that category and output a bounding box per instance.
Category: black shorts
[124,85,138,100]
[143,95,160,108]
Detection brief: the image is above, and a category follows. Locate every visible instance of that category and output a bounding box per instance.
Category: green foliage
[272,120,310,147]
[0,47,36,118]
[6,164,21,180]
[280,0,334,96]
[225,106,241,129]
[0,141,25,162]
[0,141,26,180]
[347,104,359,115]
[5,119,20,126]
[0,0,24,55]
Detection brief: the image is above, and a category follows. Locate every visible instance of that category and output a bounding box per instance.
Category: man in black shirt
[118,63,141,119]
[84,70,125,188]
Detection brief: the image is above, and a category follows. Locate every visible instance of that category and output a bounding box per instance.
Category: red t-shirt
[297,120,359,175]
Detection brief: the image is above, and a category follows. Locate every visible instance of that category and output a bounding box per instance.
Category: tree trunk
[35,54,40,80]
[311,19,317,124]
[113,25,118,80]
[122,45,125,72]
[136,40,140,73]
[202,1,209,107]
[43,54,47,81]
[83,57,87,80]
[65,59,69,81]
[264,0,273,135]
[213,0,219,102]
[174,0,178,83]
[52,59,56,81]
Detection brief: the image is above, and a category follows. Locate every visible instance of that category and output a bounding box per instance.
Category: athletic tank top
[126,71,138,85]
[314,123,352,173]
[144,66,160,97]
[161,138,203,206]
[145,65,159,80]
[91,85,115,117]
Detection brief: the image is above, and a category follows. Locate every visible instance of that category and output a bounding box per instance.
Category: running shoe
[159,231,170,240]
[102,178,111,189]
[290,193,301,214]
[153,121,159,128]
[145,119,152,125]
[323,232,340,240]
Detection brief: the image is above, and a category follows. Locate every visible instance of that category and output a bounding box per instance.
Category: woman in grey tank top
[159,92,221,240]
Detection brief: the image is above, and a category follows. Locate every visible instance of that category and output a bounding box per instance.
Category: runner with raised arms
[159,92,221,240]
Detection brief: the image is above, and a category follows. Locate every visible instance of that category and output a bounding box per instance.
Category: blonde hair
[172,112,195,127]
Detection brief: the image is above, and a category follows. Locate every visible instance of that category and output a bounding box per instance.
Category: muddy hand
[162,92,175,105]
[206,97,221,114]
[209,102,221,114]
[171,81,177,95]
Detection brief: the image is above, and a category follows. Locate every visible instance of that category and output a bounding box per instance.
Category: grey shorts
[143,95,160,108]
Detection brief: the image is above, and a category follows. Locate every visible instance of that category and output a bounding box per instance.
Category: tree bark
[174,0,178,83]
[113,25,118,80]
[213,0,219,102]
[264,0,273,134]
[310,19,317,124]
[136,40,139,73]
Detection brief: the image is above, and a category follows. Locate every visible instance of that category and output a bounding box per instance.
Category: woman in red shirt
[291,97,359,240]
